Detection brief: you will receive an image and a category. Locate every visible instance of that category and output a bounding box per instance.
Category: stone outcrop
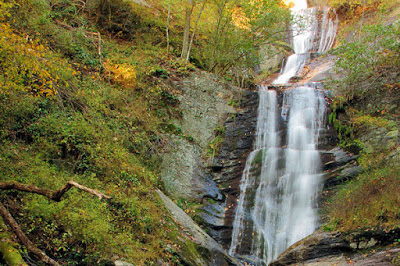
[269,230,351,266]
[160,72,244,201]
[321,147,362,189]
[159,71,258,260]
[160,135,222,201]
[270,228,400,266]
[157,190,240,266]
[259,44,291,73]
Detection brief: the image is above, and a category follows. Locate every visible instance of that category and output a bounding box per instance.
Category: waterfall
[229,1,337,265]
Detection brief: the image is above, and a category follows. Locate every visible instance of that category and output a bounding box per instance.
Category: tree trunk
[0,180,110,201]
[186,0,206,61]
[181,0,194,60]
[166,0,171,53]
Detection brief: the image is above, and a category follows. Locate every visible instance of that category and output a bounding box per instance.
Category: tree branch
[0,202,60,266]
[0,180,110,265]
[0,180,111,202]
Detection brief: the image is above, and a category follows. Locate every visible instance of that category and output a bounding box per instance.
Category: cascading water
[229,1,338,265]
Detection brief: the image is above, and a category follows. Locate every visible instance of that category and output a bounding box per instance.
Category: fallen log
[0,180,110,265]
[0,217,27,266]
[0,203,60,266]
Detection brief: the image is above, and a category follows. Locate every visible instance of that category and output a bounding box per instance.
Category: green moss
[0,218,26,266]
[251,150,264,166]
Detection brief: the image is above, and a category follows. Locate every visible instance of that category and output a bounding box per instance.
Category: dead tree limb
[0,202,60,266]
[0,180,110,201]
[0,180,110,265]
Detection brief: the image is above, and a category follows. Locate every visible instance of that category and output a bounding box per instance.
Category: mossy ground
[0,0,201,264]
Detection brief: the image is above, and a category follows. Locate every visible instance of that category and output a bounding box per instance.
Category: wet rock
[344,228,400,249]
[207,89,259,247]
[322,147,358,169]
[320,147,363,190]
[199,203,226,228]
[270,228,400,266]
[269,230,352,266]
[323,165,364,188]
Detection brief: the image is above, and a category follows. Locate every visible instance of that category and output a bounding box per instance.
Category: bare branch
[0,180,110,202]
[0,180,110,265]
[0,202,60,266]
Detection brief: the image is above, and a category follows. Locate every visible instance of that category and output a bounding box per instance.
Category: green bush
[331,21,400,99]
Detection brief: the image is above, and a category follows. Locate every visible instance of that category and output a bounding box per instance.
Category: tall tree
[203,0,291,75]
[186,0,207,61]
[181,0,195,60]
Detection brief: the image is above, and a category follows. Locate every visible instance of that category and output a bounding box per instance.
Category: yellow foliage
[0,3,77,97]
[0,1,12,21]
[232,7,250,30]
[328,0,397,10]
[103,60,137,89]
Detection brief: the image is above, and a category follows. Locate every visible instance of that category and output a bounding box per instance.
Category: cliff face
[160,71,248,202]
[158,71,259,264]
[206,89,259,247]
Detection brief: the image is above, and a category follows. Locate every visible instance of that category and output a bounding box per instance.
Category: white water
[229,1,337,265]
[273,2,338,85]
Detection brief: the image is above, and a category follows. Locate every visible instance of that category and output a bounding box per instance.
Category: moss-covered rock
[0,217,26,266]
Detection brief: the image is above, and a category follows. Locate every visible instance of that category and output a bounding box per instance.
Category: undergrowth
[0,0,193,264]
[325,7,400,233]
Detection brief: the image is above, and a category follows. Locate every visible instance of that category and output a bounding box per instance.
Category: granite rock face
[159,71,259,255]
[160,72,243,201]
[160,135,222,201]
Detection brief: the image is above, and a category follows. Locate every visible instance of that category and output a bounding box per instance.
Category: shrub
[331,21,400,99]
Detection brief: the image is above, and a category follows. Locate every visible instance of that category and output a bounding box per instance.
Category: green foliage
[0,0,192,264]
[326,158,400,231]
[331,21,400,99]
[0,0,299,264]
[328,104,355,148]
[206,125,226,158]
[228,99,239,107]
[251,150,264,166]
[90,0,165,40]
[326,11,400,233]
[200,0,290,76]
